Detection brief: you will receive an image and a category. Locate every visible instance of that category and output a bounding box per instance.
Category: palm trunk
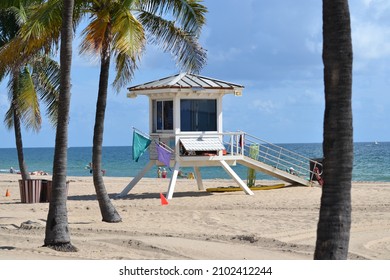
[11,74,30,180]
[92,28,121,223]
[13,108,30,180]
[44,0,77,252]
[314,0,353,260]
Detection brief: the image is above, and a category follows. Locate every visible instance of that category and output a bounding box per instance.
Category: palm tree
[314,0,353,259]
[44,0,77,251]
[0,2,60,181]
[0,8,30,180]
[79,0,207,222]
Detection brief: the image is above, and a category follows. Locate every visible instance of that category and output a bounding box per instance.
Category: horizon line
[0,140,387,149]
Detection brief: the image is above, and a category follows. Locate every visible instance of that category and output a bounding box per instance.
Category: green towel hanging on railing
[132,130,151,162]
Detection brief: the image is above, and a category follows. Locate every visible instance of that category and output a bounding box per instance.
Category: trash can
[39,180,70,203]
[309,158,323,181]
[19,179,42,203]
[40,180,52,203]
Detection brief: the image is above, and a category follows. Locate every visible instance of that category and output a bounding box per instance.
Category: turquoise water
[0,142,389,181]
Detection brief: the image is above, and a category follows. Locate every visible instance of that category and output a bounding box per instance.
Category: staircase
[223,132,322,186]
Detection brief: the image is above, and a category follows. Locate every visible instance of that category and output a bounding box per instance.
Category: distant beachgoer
[157,167,162,178]
[30,170,49,175]
[86,162,93,174]
[289,167,297,175]
[161,168,167,178]
[10,167,14,174]
[86,162,105,176]
[178,170,187,178]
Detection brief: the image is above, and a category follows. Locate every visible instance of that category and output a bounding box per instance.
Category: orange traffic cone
[5,189,10,197]
[160,193,169,205]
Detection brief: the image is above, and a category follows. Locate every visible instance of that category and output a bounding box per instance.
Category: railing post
[276,148,282,169]
[235,134,239,155]
[240,133,244,155]
[230,134,234,155]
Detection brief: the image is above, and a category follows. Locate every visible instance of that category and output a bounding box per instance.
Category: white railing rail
[221,131,323,182]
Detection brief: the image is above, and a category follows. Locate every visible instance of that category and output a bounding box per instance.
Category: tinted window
[180,99,217,131]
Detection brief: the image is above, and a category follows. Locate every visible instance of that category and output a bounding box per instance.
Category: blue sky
[1,0,389,148]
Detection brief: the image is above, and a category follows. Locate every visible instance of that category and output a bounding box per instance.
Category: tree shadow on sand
[66,190,213,201]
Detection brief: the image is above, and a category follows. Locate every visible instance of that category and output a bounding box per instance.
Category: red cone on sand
[160,193,169,205]
[5,189,10,197]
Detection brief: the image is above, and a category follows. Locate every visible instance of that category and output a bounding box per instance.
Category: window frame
[153,99,174,132]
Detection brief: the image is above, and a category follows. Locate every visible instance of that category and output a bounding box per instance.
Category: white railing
[221,131,323,182]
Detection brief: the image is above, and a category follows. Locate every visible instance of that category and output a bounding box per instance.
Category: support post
[166,161,180,199]
[220,160,254,195]
[194,166,204,191]
[117,161,155,197]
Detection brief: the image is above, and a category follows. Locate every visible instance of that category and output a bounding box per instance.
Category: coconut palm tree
[314,0,353,259]
[78,0,207,223]
[3,57,60,179]
[0,9,30,180]
[0,0,74,252]
[44,0,77,251]
[0,2,60,181]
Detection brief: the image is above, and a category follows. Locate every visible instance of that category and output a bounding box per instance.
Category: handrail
[221,131,323,182]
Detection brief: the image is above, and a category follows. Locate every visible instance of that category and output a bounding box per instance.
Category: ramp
[223,132,323,187]
[238,156,310,186]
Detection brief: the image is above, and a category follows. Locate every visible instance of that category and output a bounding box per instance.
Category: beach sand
[0,174,389,260]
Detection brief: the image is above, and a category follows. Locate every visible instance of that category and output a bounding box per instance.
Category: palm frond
[5,68,41,132]
[0,0,44,10]
[111,7,145,56]
[113,52,138,92]
[0,10,20,74]
[0,36,26,75]
[110,7,145,91]
[140,0,207,36]
[1,0,63,132]
[31,55,60,126]
[4,106,14,130]
[79,9,111,56]
[0,66,6,81]
[0,9,19,44]
[17,67,42,131]
[19,0,63,55]
[139,11,206,73]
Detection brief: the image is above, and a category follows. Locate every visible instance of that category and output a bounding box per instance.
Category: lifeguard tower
[118,73,322,199]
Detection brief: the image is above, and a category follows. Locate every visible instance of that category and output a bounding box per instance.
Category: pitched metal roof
[128,73,244,92]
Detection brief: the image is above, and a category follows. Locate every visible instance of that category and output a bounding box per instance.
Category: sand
[0,174,389,260]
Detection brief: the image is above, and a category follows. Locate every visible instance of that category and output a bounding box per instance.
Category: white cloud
[209,47,244,62]
[352,22,390,59]
[361,0,390,18]
[305,38,322,54]
[350,0,390,60]
[251,99,278,114]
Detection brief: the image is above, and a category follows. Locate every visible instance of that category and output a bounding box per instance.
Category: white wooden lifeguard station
[118,73,322,199]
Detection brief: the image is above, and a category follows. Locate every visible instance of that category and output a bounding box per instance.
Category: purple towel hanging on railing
[156,143,171,169]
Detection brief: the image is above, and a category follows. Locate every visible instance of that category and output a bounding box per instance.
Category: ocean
[0,142,389,182]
